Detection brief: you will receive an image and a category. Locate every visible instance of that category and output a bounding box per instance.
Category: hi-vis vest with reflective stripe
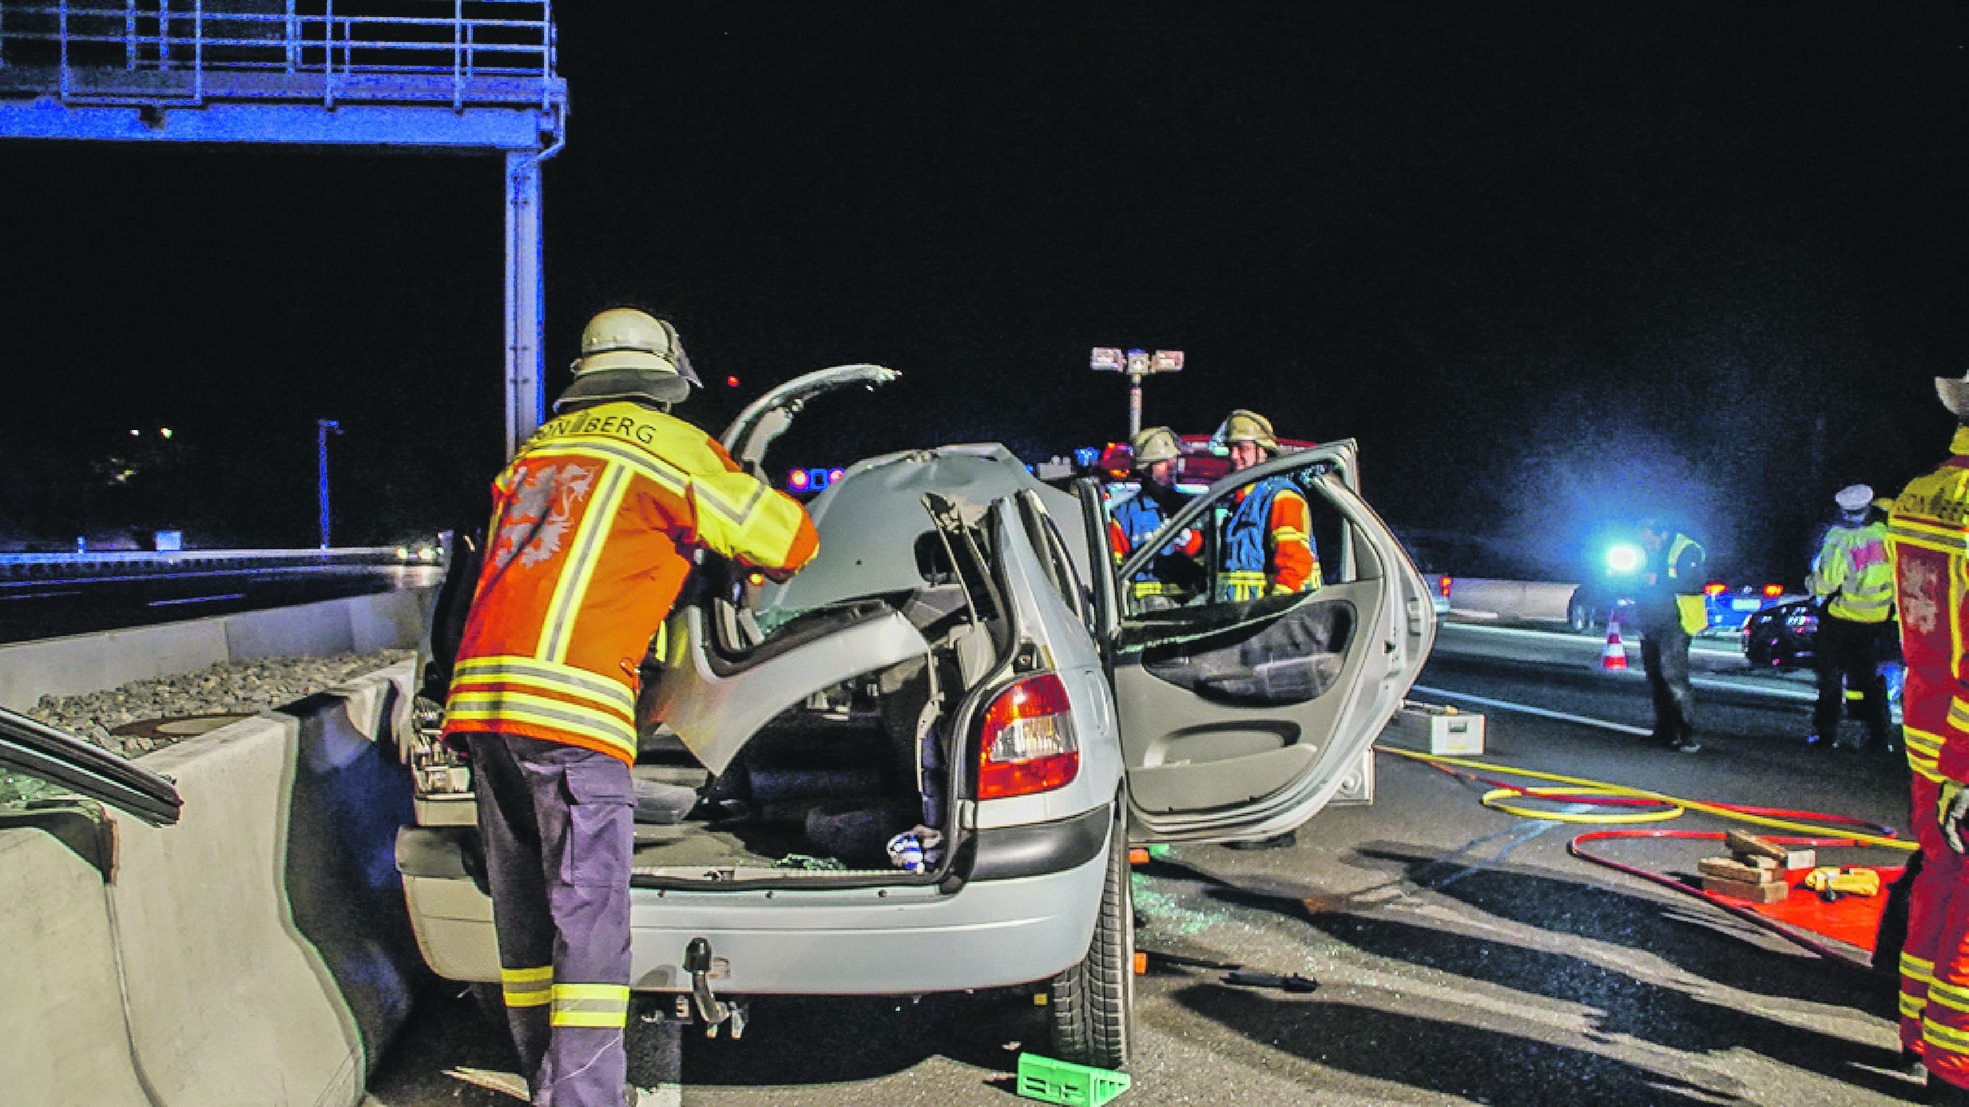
[442,402,818,765]
[1887,426,1969,786]
[1814,520,1895,623]
[1217,477,1320,603]
[1658,533,1709,636]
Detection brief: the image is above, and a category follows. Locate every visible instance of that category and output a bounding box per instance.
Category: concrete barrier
[0,823,152,1106]
[0,588,434,712]
[1445,577,1578,624]
[0,660,433,1107]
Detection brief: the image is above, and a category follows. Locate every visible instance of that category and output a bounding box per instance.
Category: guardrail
[0,545,438,580]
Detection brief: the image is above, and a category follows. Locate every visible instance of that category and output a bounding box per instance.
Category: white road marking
[1410,684,1653,737]
[146,592,247,607]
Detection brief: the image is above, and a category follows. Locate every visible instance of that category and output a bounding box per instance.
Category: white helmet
[1131,426,1181,468]
[1218,409,1277,452]
[557,308,702,408]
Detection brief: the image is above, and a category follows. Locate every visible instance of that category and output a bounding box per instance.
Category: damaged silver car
[396,365,1436,1068]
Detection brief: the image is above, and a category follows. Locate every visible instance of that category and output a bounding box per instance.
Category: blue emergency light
[1605,543,1644,574]
[1073,446,1100,469]
[787,467,842,493]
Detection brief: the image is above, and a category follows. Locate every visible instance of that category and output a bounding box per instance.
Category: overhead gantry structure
[0,1,568,455]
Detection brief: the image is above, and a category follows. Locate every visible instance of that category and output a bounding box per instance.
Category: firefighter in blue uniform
[1106,426,1204,608]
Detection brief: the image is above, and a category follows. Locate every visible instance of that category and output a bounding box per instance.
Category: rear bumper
[397,812,1110,994]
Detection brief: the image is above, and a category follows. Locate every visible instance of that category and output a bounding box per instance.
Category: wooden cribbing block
[1702,874,1792,904]
[1700,856,1778,884]
[1724,831,1815,871]
[1725,831,1787,861]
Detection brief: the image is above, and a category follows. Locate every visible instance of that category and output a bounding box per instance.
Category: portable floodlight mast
[1090,346,1184,439]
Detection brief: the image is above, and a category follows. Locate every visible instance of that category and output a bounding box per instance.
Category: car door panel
[1105,442,1434,842]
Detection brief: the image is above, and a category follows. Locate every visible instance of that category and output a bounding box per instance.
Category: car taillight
[978,672,1079,799]
[1438,574,1452,598]
[1703,581,1727,596]
[1762,583,1784,598]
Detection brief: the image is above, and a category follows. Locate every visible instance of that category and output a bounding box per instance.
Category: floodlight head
[1090,347,1125,372]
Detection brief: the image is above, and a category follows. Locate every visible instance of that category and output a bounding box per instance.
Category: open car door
[1100,441,1435,843]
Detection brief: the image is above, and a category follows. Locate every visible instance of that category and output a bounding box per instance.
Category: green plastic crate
[1017,1053,1131,1107]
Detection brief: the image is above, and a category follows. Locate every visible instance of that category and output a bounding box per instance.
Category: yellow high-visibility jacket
[1812,518,1895,623]
[442,402,819,765]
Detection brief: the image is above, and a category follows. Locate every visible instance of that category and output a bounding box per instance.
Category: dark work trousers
[1641,627,1696,745]
[470,733,635,1107]
[1813,615,1893,750]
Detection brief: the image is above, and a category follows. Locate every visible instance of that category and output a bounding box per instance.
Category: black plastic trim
[966,804,1111,882]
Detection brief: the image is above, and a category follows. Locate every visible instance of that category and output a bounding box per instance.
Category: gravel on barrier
[21,649,418,760]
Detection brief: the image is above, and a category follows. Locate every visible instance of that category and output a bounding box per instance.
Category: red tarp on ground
[1702,865,1906,953]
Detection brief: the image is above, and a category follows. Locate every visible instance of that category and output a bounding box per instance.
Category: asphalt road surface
[363,622,1921,1106]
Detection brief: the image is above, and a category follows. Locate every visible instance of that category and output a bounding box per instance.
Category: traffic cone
[1601,620,1628,671]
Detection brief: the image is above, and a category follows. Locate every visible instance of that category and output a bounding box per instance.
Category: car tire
[1048,807,1133,1070]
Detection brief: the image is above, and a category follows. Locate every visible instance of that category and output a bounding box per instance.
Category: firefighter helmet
[558,308,701,407]
[1131,426,1181,469]
[1220,409,1278,452]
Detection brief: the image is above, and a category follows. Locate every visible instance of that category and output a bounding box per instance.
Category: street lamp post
[1090,347,1184,439]
[316,419,342,550]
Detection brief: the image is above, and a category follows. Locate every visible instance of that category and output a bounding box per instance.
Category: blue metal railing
[0,1,558,112]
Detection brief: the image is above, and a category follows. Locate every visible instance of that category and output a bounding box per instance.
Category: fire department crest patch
[493,461,597,571]
[1902,559,1941,635]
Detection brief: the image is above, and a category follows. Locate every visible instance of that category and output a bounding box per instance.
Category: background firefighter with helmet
[1214,409,1319,603]
[1805,482,1897,755]
[1106,425,1204,607]
[1885,368,1969,1106]
[441,308,820,1106]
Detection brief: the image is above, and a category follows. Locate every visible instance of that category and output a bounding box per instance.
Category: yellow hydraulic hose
[1378,746,1917,853]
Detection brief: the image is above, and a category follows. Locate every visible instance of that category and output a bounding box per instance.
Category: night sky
[1,1,1962,583]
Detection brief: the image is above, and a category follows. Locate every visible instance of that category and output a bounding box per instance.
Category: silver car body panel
[395,824,1109,992]
[644,604,930,777]
[1109,441,1435,842]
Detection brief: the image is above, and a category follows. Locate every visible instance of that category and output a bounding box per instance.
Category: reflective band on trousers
[503,964,553,1008]
[551,982,630,1028]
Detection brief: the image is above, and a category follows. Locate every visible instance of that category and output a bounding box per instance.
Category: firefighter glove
[1941,781,1969,855]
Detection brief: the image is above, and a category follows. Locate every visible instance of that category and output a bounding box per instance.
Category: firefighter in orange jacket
[1215,409,1319,603]
[443,308,819,1106]
[1886,368,1969,1106]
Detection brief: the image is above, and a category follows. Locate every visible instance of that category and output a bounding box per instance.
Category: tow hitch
[683,937,746,1038]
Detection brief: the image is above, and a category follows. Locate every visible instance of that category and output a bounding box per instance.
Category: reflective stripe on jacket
[1887,426,1969,785]
[1217,477,1319,603]
[1108,487,1202,602]
[443,401,819,764]
[1813,520,1895,623]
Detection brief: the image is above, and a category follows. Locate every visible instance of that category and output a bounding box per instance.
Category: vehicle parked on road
[1741,596,1904,719]
[395,365,1436,1068]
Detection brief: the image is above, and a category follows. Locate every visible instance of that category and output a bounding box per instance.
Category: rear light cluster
[1704,581,1786,598]
[1438,574,1452,599]
[977,673,1080,799]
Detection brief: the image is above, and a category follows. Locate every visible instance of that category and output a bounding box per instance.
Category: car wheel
[1048,807,1133,1070]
